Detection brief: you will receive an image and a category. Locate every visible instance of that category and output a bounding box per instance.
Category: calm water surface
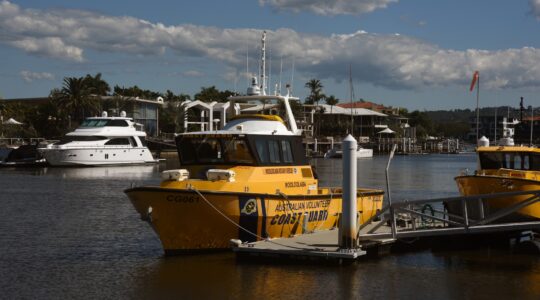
[1,154,540,299]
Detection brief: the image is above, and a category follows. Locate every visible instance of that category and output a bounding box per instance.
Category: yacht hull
[325,148,373,159]
[40,147,155,166]
[452,175,540,222]
[125,186,384,254]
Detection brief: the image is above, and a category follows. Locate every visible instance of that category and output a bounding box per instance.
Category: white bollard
[340,134,357,248]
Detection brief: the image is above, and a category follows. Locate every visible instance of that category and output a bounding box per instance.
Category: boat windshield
[54,136,108,145]
[80,119,129,127]
[177,136,255,165]
[479,151,540,171]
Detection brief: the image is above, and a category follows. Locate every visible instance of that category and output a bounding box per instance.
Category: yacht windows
[79,119,129,127]
[105,138,131,145]
[54,135,108,145]
[106,120,129,127]
[80,119,108,127]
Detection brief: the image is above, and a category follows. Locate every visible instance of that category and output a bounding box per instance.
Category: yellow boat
[454,145,540,221]
[453,119,540,222]
[125,81,383,254]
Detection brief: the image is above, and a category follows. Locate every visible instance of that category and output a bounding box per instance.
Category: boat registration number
[166,195,200,203]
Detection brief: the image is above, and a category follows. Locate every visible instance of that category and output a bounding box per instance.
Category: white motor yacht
[39,111,156,166]
[324,144,373,158]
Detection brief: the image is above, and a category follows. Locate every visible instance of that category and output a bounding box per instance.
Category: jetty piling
[340,134,357,248]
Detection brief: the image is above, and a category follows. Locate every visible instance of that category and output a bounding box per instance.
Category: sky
[1,0,540,110]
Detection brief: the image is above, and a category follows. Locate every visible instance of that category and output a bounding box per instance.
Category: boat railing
[45,144,147,150]
[357,189,540,240]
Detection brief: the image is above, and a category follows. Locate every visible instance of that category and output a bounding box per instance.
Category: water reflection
[2,154,540,299]
[42,164,160,179]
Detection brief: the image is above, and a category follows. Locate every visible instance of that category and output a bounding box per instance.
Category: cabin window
[503,153,513,169]
[523,155,530,170]
[480,152,540,171]
[80,119,108,127]
[223,139,254,164]
[514,155,522,169]
[531,154,540,170]
[106,120,129,127]
[194,138,223,163]
[281,140,293,163]
[105,138,131,145]
[54,135,108,145]
[255,140,269,163]
[268,140,281,163]
[177,136,255,165]
[479,152,503,169]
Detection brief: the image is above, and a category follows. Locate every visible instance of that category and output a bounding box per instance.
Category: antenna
[531,104,534,147]
[290,58,295,95]
[246,39,249,87]
[268,51,272,95]
[279,57,283,95]
[260,31,267,95]
[349,64,354,136]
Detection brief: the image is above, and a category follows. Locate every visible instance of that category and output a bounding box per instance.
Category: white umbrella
[3,118,23,125]
[377,128,395,134]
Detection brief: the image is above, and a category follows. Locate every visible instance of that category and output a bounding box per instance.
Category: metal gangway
[358,189,540,241]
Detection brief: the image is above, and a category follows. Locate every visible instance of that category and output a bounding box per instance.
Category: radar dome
[478,136,489,147]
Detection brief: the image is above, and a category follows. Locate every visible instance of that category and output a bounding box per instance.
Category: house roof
[338,101,386,110]
[310,104,387,117]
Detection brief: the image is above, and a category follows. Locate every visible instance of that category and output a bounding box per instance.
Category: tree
[52,77,100,122]
[113,85,161,99]
[83,73,110,96]
[160,90,191,133]
[194,86,235,102]
[304,79,324,105]
[325,95,339,114]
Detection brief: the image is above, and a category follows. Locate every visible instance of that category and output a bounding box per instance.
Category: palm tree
[84,73,110,96]
[304,79,324,105]
[53,77,100,123]
[325,95,339,114]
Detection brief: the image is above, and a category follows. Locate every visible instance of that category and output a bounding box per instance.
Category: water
[1,154,540,299]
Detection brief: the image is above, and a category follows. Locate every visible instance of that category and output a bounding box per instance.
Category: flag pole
[469,70,480,145]
[474,71,480,146]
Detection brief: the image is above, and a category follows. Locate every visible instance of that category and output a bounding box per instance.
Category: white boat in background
[324,144,373,158]
[39,111,157,166]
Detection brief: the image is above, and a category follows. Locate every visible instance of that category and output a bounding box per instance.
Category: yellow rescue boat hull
[454,175,540,221]
[125,187,383,254]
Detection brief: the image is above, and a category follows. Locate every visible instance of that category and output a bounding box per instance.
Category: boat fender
[207,169,236,182]
[229,239,242,248]
[161,169,189,181]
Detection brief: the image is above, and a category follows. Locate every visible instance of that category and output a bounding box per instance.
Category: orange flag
[469,70,479,92]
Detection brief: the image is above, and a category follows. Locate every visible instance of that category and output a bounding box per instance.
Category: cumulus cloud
[20,70,55,82]
[530,0,540,18]
[259,0,398,15]
[1,1,540,91]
